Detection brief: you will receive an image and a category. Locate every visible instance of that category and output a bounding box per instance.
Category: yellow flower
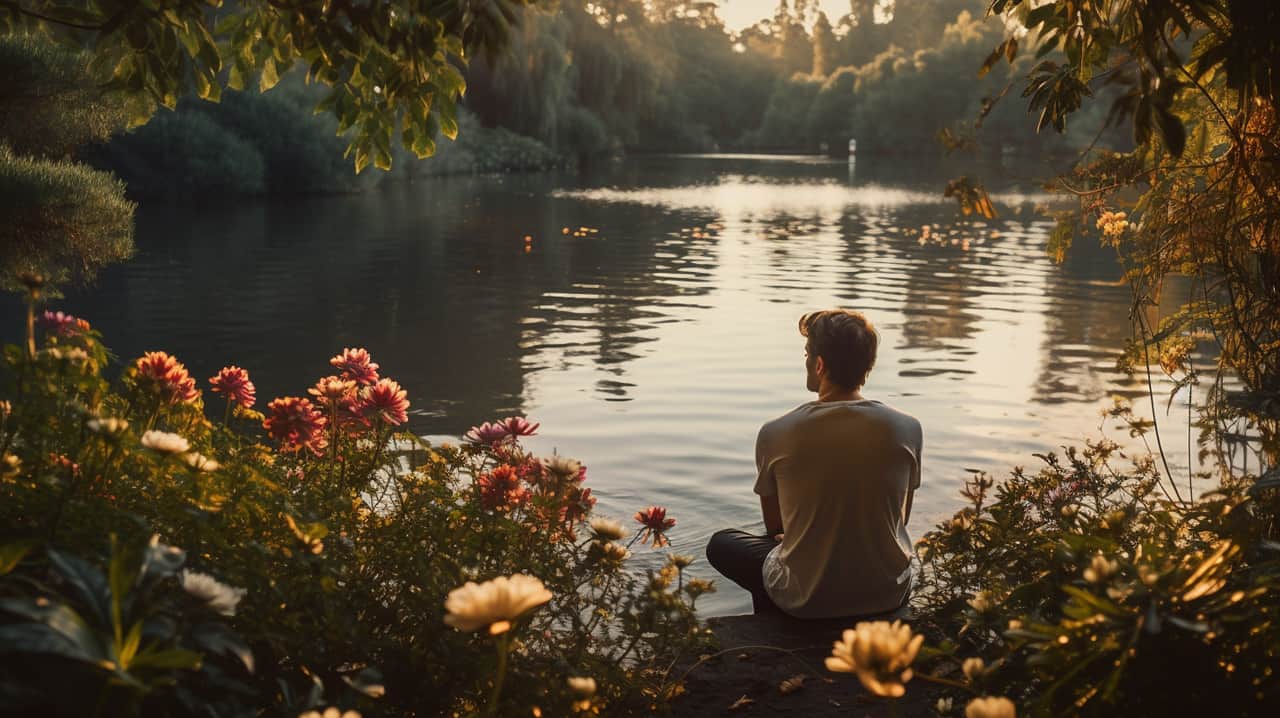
[968,591,995,614]
[567,675,597,713]
[668,553,694,569]
[962,657,986,681]
[443,574,552,634]
[965,696,1016,718]
[825,620,925,698]
[1083,553,1118,584]
[298,709,361,718]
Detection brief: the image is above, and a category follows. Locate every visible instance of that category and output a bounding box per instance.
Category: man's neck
[817,385,863,403]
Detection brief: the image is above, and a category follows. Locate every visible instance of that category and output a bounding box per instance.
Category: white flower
[180,570,246,616]
[1083,553,1118,584]
[542,454,583,479]
[936,697,954,713]
[184,452,220,472]
[298,709,361,718]
[443,574,552,634]
[87,417,128,435]
[825,620,925,698]
[589,517,626,542]
[965,696,1016,718]
[597,541,630,563]
[141,430,189,454]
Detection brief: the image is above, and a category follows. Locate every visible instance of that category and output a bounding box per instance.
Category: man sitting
[706,309,923,618]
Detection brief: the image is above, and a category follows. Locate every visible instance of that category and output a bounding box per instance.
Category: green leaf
[191,622,255,674]
[259,57,280,92]
[1153,105,1187,157]
[47,549,111,627]
[0,540,35,576]
[130,647,202,670]
[118,621,143,669]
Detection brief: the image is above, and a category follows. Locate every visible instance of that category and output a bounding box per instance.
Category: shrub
[0,313,713,716]
[910,416,1280,715]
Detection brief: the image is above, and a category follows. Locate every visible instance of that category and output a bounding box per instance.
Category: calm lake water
[31,154,1194,615]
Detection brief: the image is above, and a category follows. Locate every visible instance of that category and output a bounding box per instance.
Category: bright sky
[716,0,858,32]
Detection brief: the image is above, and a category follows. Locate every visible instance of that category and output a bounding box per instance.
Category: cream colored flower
[965,696,1016,718]
[184,452,220,472]
[589,517,626,542]
[568,675,597,712]
[962,657,986,681]
[542,454,583,479]
[141,430,189,454]
[1083,553,1118,584]
[668,553,694,569]
[597,541,630,564]
[180,570,246,616]
[825,620,925,698]
[443,574,552,634]
[968,591,995,614]
[936,697,954,713]
[298,709,361,718]
[87,417,128,435]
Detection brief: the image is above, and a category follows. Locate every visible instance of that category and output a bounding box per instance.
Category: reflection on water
[22,154,1191,616]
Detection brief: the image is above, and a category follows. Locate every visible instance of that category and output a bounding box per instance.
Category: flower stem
[485,633,510,718]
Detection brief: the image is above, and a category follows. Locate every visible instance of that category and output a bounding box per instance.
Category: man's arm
[760,494,783,537]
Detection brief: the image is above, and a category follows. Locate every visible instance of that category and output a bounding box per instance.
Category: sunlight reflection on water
[33,154,1207,616]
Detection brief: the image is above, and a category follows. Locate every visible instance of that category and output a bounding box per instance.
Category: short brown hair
[799,310,878,390]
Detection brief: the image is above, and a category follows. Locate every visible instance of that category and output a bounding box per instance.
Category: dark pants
[705,528,783,613]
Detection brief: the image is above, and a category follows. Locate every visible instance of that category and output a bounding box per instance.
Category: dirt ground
[669,610,945,717]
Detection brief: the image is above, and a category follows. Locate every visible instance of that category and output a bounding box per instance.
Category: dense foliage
[0,314,713,716]
[872,2,1280,716]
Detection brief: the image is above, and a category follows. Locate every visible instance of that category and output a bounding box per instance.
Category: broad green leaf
[259,57,280,92]
[0,540,35,576]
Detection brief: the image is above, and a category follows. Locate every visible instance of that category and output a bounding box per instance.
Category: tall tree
[811,11,836,76]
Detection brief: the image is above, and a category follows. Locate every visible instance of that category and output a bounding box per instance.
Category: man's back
[754,399,922,618]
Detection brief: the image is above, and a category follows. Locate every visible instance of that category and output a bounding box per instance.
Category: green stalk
[485,632,510,717]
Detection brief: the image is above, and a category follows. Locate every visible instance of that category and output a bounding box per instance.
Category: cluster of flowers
[39,310,91,337]
[1096,209,1131,240]
[128,345,410,457]
[825,620,1016,717]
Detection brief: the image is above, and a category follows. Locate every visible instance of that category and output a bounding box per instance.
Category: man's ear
[814,355,825,377]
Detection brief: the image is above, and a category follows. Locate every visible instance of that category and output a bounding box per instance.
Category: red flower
[359,378,410,426]
[39,310,90,337]
[263,397,328,455]
[135,351,200,404]
[634,506,676,547]
[329,347,380,386]
[209,366,256,409]
[476,464,531,510]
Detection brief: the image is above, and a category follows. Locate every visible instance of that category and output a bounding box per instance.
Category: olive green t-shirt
[754,399,922,618]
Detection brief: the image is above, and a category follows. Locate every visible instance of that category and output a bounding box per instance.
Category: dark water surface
[29,155,1189,615]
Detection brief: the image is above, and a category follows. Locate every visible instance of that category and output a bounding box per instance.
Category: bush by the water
[0,311,712,716]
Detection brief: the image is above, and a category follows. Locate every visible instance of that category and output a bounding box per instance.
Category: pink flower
[634,506,676,547]
[329,347,380,386]
[308,375,357,407]
[135,351,200,404]
[464,416,540,446]
[263,397,328,455]
[464,421,511,446]
[359,378,410,426]
[499,416,539,438]
[209,366,256,409]
[476,465,531,510]
[39,310,90,337]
